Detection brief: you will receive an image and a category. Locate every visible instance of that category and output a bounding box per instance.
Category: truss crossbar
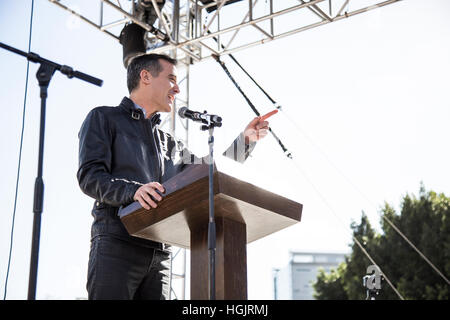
[49,0,402,64]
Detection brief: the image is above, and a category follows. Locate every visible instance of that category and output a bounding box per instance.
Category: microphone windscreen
[178,107,188,118]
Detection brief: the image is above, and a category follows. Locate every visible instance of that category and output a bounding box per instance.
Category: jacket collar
[119,96,161,126]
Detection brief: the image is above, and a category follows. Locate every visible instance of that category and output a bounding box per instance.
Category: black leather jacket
[77,97,255,249]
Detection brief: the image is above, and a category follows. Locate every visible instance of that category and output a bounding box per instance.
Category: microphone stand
[0,42,103,300]
[200,113,222,300]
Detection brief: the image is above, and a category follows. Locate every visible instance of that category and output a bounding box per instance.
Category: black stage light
[120,22,147,68]
[134,0,166,26]
[199,0,244,13]
[119,0,168,68]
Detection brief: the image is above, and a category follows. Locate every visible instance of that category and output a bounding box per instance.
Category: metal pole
[207,127,216,300]
[28,62,56,300]
[171,0,180,136]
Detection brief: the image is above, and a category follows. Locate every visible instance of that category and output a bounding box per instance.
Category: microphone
[178,107,222,124]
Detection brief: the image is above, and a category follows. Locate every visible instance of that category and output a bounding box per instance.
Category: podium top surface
[119,164,302,248]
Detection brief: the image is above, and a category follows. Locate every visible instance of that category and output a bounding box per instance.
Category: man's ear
[140,69,151,85]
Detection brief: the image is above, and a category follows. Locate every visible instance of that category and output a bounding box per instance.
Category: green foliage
[312,185,450,300]
[313,263,348,300]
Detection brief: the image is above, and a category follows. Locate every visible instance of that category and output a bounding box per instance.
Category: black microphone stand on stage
[0,42,103,300]
[199,112,222,301]
[178,107,222,300]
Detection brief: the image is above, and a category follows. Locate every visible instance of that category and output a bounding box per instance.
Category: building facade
[273,251,347,300]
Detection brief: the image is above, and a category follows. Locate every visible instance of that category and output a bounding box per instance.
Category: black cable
[228,53,278,106]
[212,54,292,158]
[208,33,280,106]
[3,0,35,300]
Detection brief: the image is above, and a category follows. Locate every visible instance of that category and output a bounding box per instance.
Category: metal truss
[49,0,402,65]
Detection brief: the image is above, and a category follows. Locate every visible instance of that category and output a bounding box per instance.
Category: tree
[314,263,348,300]
[313,185,450,300]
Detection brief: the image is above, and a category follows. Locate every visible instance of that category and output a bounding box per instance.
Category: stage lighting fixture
[119,0,168,68]
[134,0,166,26]
[199,0,244,13]
[120,23,147,68]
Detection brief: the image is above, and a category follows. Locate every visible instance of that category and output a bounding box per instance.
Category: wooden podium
[118,164,302,300]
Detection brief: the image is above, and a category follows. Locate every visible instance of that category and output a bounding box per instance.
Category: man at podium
[77,53,270,300]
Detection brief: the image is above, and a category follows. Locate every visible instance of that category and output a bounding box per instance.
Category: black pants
[87,235,171,300]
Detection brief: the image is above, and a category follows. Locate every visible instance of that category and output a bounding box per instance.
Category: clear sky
[1,0,449,300]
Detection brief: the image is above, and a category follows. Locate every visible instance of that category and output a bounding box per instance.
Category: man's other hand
[133,182,165,210]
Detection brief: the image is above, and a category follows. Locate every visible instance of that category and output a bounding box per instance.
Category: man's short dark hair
[127,53,177,93]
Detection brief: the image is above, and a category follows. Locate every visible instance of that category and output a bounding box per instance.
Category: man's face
[146,59,180,113]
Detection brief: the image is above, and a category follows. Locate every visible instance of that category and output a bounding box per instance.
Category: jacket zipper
[143,116,162,183]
